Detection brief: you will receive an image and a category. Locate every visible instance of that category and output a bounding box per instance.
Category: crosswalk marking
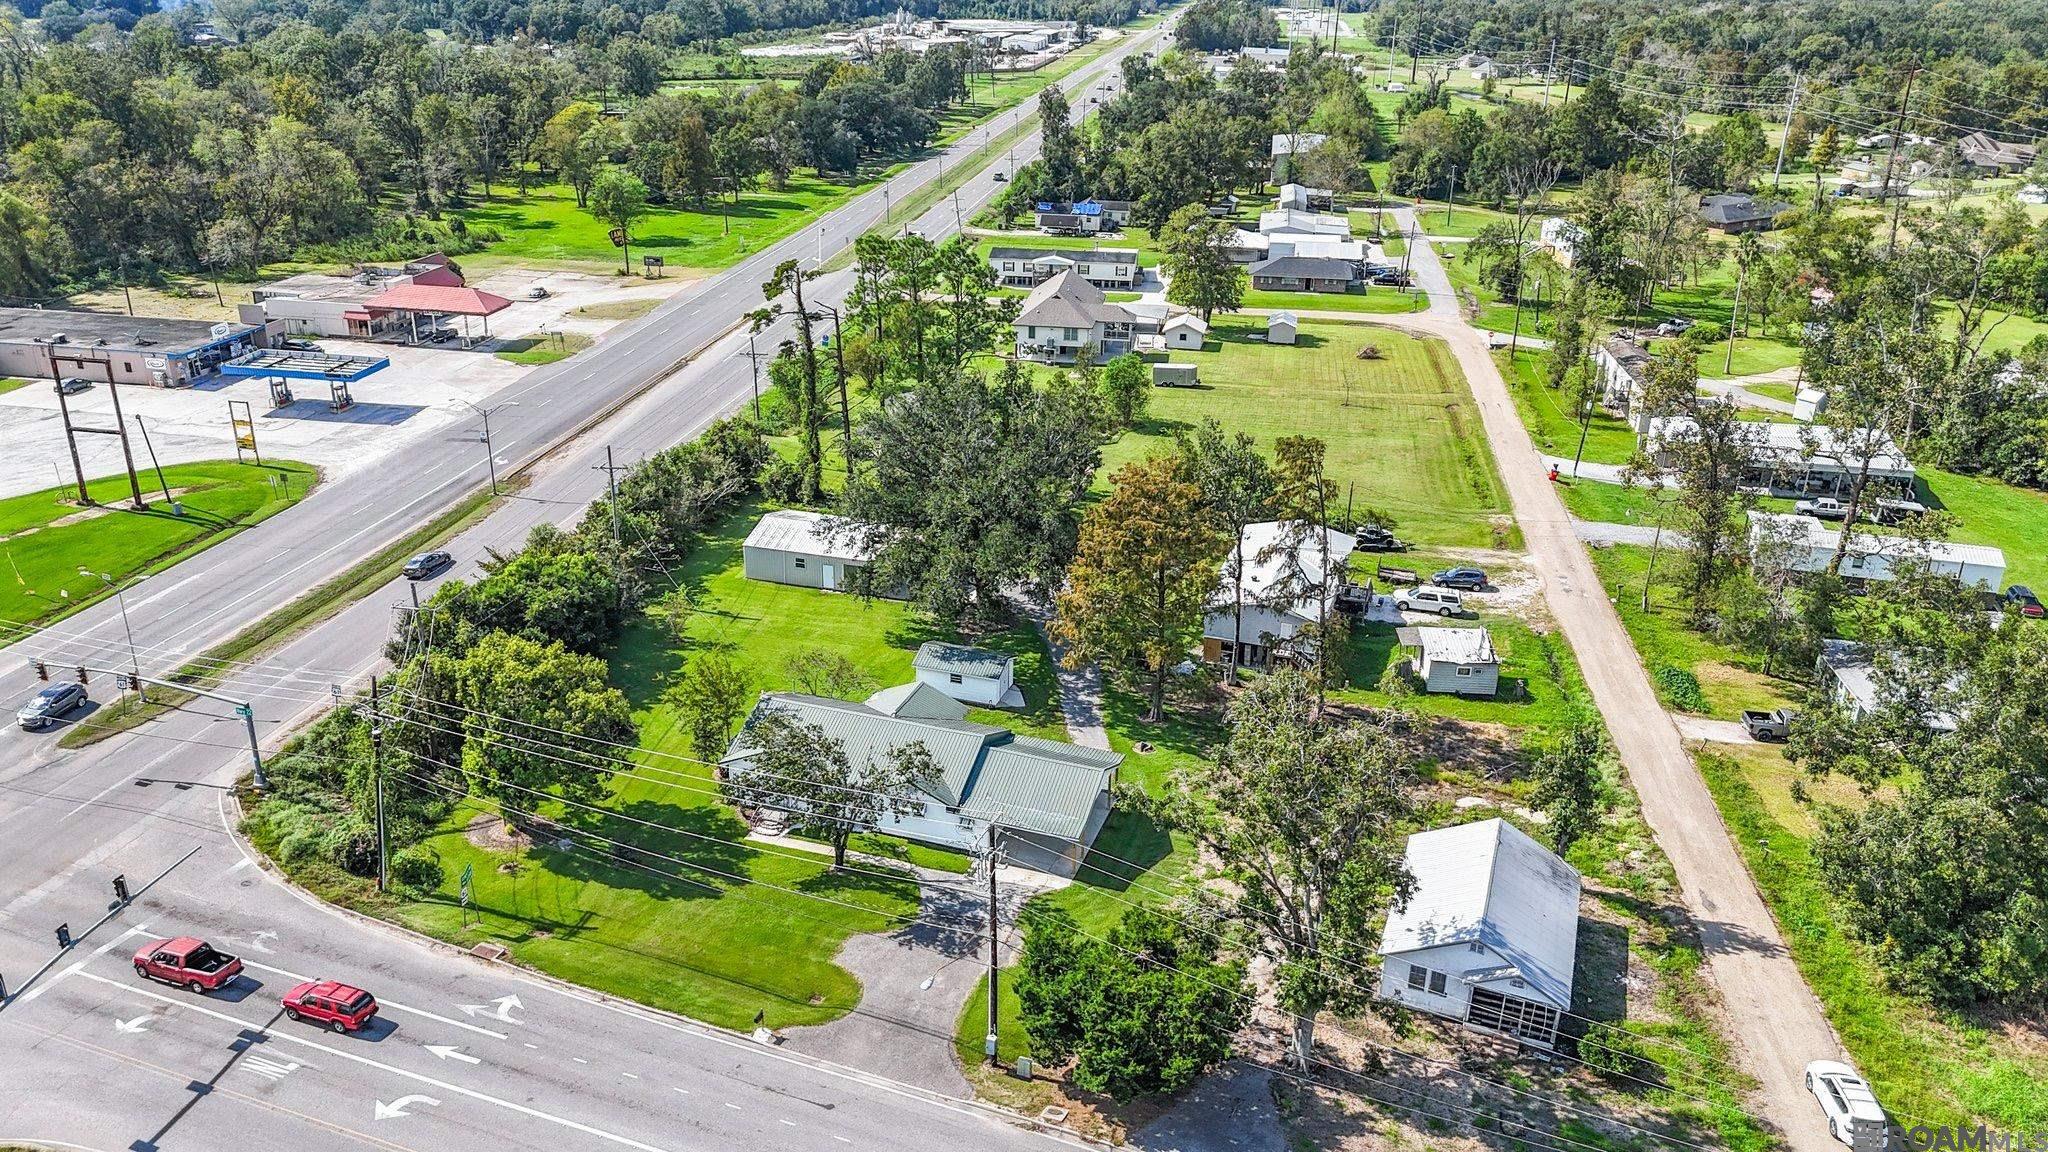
[243,1054,303,1082]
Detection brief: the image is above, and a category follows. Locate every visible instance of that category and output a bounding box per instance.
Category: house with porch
[1249,254,1357,293]
[1012,270,1139,363]
[987,246,1141,289]
[1200,520,1357,668]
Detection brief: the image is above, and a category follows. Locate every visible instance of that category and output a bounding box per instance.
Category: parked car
[2006,585,2045,619]
[1370,272,1412,287]
[1867,497,1927,525]
[283,980,380,1033]
[133,937,243,993]
[1741,708,1795,742]
[1805,1060,1887,1148]
[276,337,318,352]
[56,376,92,395]
[16,681,87,730]
[526,285,550,300]
[1394,586,1465,617]
[402,550,453,580]
[1795,496,1852,520]
[1653,317,1696,337]
[1430,566,1488,591]
[1354,524,1406,552]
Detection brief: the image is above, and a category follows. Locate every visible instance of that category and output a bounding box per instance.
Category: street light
[80,568,143,701]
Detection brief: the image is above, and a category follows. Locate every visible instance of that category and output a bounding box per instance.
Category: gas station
[220,347,391,411]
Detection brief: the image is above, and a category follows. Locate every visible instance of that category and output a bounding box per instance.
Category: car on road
[2007,584,2045,619]
[56,376,92,395]
[1805,1060,1887,1147]
[283,980,380,1033]
[1394,586,1465,617]
[1795,496,1852,520]
[16,682,87,730]
[1430,566,1488,591]
[991,171,1007,182]
[133,937,243,993]
[402,550,453,580]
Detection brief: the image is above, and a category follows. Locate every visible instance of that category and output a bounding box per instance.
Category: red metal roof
[362,284,512,316]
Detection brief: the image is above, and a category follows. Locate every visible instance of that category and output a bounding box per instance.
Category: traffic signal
[55,923,71,948]
[31,660,47,681]
[112,875,129,903]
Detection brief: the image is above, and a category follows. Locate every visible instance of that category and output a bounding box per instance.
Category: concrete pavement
[1373,209,1844,1150]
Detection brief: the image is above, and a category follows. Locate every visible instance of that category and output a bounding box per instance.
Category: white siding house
[1012,270,1139,363]
[1377,818,1583,1049]
[1202,521,1357,668]
[912,642,1023,708]
[1401,627,1501,696]
[987,247,1141,289]
[1749,512,2006,589]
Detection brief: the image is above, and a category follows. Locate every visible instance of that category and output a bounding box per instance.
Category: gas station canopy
[221,348,391,410]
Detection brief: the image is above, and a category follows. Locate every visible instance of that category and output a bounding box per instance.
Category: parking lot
[0,270,688,499]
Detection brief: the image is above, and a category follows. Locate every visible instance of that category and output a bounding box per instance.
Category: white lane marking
[456,993,523,1024]
[240,959,507,1040]
[243,1054,303,1082]
[621,1072,638,1079]
[114,1013,152,1034]
[723,1102,742,1111]
[72,971,676,1152]
[93,924,151,956]
[424,1044,481,1065]
[524,1043,539,1049]
[670,1087,689,1096]
[834,1137,852,1144]
[779,1119,798,1127]
[374,1093,442,1120]
[15,961,83,1004]
[572,1057,588,1064]
[227,857,255,873]
[61,769,154,820]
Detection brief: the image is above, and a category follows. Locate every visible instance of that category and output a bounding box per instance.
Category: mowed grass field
[454,174,878,275]
[1100,317,1517,550]
[0,461,316,631]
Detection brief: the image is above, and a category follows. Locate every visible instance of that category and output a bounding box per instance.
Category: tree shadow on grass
[1071,808,1173,893]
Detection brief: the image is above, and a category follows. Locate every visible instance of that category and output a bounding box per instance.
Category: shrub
[1681,321,1726,346]
[390,846,447,893]
[1575,1027,1653,1082]
[1652,665,1709,713]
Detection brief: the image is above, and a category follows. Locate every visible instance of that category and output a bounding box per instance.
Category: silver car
[1805,1060,1886,1147]
[17,682,87,730]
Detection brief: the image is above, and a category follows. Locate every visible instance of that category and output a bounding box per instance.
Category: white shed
[1401,626,1500,697]
[912,642,1024,708]
[1162,313,1209,350]
[1266,311,1298,345]
[1377,818,1582,1048]
[742,509,875,592]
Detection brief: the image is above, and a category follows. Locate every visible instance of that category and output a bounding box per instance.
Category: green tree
[1622,349,1756,623]
[448,632,637,813]
[1014,905,1250,1102]
[726,707,940,868]
[1805,124,1840,202]
[1054,455,1223,721]
[588,166,650,275]
[667,651,753,761]
[1160,204,1246,322]
[1098,353,1150,427]
[1176,418,1276,686]
[1531,715,1605,860]
[1164,670,1413,1069]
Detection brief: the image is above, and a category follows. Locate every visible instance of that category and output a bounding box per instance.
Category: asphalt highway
[0,18,1173,1152]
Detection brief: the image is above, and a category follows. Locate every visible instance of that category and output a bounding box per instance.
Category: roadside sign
[458,862,473,908]
[608,227,626,247]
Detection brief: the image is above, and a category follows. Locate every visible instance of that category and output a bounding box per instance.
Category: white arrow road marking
[457,994,523,1024]
[425,1044,481,1065]
[113,1014,152,1034]
[240,960,507,1039]
[241,930,278,954]
[375,1094,442,1120]
[73,971,674,1152]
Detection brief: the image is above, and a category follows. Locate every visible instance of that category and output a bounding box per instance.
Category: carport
[361,284,514,345]
[221,348,391,410]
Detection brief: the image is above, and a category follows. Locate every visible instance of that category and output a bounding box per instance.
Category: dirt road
[1366,209,1844,1150]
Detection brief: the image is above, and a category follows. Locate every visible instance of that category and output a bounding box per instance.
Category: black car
[56,376,92,395]
[1354,524,1406,552]
[1370,273,1412,288]
[277,337,318,352]
[402,550,453,580]
[17,682,87,731]
[2007,585,2046,619]
[1430,566,1489,591]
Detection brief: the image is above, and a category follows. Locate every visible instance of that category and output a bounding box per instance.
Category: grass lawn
[0,377,29,396]
[1,461,316,632]
[495,332,593,366]
[1100,318,1518,551]
[456,173,877,275]
[974,230,1161,265]
[1743,380,1798,404]
[1331,616,1590,734]
[1414,202,1516,238]
[1921,466,2048,591]
[1242,287,1427,314]
[1697,744,2048,1132]
[1442,246,1559,337]
[1580,543,1800,718]
[1498,349,1638,466]
[573,298,661,322]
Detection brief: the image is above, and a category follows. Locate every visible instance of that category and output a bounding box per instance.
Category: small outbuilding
[1161,312,1209,350]
[913,642,1024,708]
[1265,311,1299,345]
[1377,818,1583,1049]
[742,509,875,592]
[1398,626,1501,697]
[1152,363,1199,387]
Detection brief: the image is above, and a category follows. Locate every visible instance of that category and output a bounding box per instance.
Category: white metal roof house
[742,509,876,593]
[1266,311,1298,344]
[1012,270,1139,363]
[1377,818,1583,1049]
[1817,638,1960,732]
[1748,512,2006,590]
[1643,417,1918,497]
[913,642,1024,708]
[1270,131,1329,159]
[1275,182,1336,211]
[1258,208,1353,238]
[1398,626,1501,697]
[1201,520,1357,668]
[721,686,1121,875]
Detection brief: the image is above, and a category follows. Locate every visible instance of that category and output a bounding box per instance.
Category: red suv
[133,937,243,993]
[282,981,379,1033]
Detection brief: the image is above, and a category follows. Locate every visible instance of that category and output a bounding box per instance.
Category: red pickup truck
[133,937,243,993]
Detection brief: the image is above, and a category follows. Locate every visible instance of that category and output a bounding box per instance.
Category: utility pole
[1771,71,1801,191]
[742,334,768,422]
[983,820,1002,1066]
[1881,68,1918,254]
[1542,39,1557,106]
[818,307,853,480]
[370,675,387,893]
[594,446,627,605]
[952,189,963,233]
[1443,165,1458,228]
[459,400,506,494]
[1725,254,1747,375]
